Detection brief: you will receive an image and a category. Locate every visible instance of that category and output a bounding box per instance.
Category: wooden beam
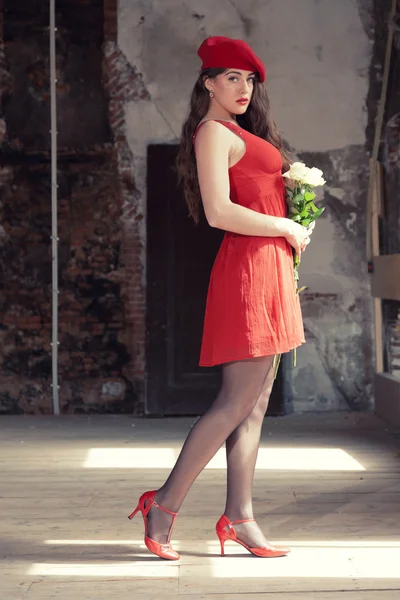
[371,254,400,301]
[371,161,384,373]
[374,373,400,426]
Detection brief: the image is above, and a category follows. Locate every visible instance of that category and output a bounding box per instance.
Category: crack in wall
[149,97,177,138]
[227,0,254,37]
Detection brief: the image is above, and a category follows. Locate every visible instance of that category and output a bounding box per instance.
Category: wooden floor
[1,412,400,600]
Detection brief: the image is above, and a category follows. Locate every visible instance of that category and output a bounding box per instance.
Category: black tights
[148,355,276,544]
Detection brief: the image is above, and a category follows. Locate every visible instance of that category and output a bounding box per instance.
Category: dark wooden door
[146,144,284,416]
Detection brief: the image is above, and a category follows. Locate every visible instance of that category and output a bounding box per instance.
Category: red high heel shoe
[216,514,290,558]
[128,490,180,560]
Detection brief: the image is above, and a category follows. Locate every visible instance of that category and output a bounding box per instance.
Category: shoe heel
[128,505,140,520]
[217,533,225,556]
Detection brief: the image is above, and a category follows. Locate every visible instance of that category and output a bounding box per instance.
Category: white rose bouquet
[283,161,326,290]
[273,162,326,377]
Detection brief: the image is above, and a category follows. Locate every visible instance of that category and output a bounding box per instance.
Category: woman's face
[205,69,256,114]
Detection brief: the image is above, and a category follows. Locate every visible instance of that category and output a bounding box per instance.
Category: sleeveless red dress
[193,119,305,367]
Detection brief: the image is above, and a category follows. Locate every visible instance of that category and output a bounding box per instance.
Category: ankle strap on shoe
[231,518,255,524]
[152,500,178,517]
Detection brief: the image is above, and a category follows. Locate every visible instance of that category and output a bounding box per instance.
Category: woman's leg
[223,360,276,547]
[147,355,274,543]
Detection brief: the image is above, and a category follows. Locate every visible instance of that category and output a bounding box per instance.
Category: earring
[209,91,214,98]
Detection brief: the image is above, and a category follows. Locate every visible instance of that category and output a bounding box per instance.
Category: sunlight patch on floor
[44,539,400,549]
[28,562,178,577]
[27,538,400,579]
[207,543,400,579]
[84,447,365,470]
[44,539,181,549]
[273,540,400,548]
[28,541,400,579]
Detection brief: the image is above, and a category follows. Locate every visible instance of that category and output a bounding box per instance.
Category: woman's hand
[282,219,312,257]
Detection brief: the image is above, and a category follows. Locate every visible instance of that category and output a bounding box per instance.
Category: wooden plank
[375,160,384,218]
[24,580,179,600]
[295,492,400,503]
[371,254,400,301]
[177,594,400,599]
[370,161,384,371]
[1,579,31,600]
[1,415,400,600]
[375,372,400,426]
[23,585,400,600]
[182,590,399,600]
[179,568,400,594]
[373,297,384,372]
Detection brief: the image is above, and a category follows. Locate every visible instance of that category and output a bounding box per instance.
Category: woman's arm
[195,121,294,239]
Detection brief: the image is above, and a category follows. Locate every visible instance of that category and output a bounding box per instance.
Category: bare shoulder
[194,120,232,152]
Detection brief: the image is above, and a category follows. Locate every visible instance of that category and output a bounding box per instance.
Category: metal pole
[50,0,60,415]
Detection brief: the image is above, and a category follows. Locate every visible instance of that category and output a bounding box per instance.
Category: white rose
[303,167,326,187]
[282,161,310,183]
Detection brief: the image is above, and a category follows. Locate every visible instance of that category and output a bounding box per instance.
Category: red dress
[193,119,305,367]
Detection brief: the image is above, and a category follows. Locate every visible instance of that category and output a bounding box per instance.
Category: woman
[129,36,311,560]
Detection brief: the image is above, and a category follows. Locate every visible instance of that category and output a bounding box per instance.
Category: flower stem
[273,353,282,379]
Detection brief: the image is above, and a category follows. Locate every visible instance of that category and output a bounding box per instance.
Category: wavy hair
[176,67,292,224]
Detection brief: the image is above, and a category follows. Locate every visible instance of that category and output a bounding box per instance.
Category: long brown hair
[176,68,292,224]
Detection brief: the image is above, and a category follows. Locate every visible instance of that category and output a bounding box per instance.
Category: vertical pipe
[49,0,60,415]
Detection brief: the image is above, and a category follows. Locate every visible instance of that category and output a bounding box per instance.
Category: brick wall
[0,0,10,144]
[102,0,147,400]
[0,0,145,414]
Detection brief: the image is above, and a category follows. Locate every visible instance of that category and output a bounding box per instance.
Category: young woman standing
[129,36,311,560]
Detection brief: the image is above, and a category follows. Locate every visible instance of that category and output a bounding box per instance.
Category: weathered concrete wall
[118,0,375,411]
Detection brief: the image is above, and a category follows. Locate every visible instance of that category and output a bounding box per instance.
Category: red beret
[197,36,266,83]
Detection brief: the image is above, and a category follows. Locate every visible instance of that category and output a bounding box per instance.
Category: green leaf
[293,194,304,204]
[300,209,309,218]
[310,202,322,213]
[313,207,325,219]
[301,218,312,226]
[304,191,316,201]
[292,214,301,222]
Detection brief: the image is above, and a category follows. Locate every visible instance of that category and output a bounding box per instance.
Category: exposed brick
[103,0,117,41]
[102,43,147,389]
[0,1,144,415]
